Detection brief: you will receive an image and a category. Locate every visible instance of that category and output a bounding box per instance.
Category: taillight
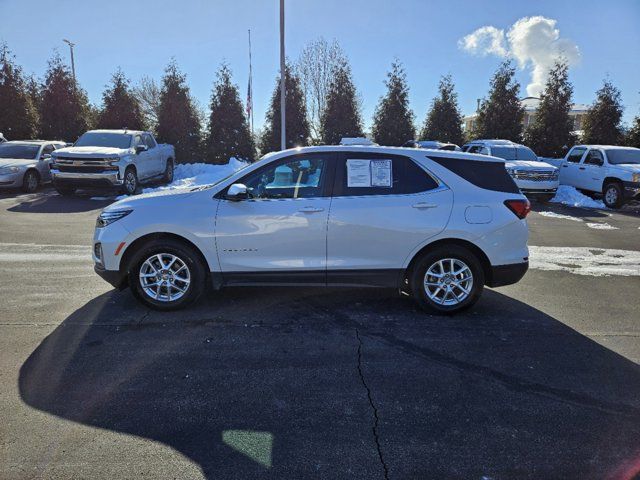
[504,199,531,219]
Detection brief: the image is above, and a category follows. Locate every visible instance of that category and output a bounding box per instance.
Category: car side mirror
[226,183,248,201]
[41,153,51,160]
[135,145,148,154]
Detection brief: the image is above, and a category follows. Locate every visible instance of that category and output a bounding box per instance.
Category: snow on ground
[550,185,605,209]
[529,246,640,277]
[586,222,619,230]
[537,211,583,222]
[107,158,248,200]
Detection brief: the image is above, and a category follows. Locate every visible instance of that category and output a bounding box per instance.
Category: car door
[214,152,335,283]
[38,144,55,182]
[143,134,163,176]
[133,134,152,179]
[560,147,586,186]
[580,149,606,192]
[326,152,453,286]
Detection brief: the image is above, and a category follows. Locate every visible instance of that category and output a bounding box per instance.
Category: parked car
[0,140,66,192]
[403,140,461,151]
[545,145,640,208]
[93,145,530,314]
[462,139,559,202]
[50,129,175,196]
[0,133,7,143]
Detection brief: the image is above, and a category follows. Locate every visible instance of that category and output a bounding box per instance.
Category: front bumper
[487,261,529,287]
[94,264,128,289]
[51,170,123,188]
[622,181,640,200]
[520,188,557,197]
[0,171,24,188]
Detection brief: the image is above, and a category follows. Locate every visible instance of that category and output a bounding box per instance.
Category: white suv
[462,140,559,202]
[93,146,530,314]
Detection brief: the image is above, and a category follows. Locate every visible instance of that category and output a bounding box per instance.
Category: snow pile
[586,222,619,230]
[141,158,248,194]
[529,246,640,277]
[550,186,605,209]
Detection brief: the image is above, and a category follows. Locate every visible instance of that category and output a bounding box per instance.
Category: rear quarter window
[428,156,520,194]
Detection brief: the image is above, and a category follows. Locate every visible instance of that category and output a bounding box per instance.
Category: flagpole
[279,0,286,150]
[248,29,254,136]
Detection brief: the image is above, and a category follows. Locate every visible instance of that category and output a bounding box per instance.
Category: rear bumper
[94,264,127,289]
[488,261,529,287]
[51,170,123,188]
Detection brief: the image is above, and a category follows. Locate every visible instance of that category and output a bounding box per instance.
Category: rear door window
[333,153,438,197]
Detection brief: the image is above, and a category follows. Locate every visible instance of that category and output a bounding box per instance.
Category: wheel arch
[602,176,623,192]
[404,238,493,288]
[119,232,211,280]
[25,167,40,181]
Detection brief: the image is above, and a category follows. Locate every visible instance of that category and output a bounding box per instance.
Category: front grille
[512,170,558,181]
[57,165,115,173]
[55,156,110,163]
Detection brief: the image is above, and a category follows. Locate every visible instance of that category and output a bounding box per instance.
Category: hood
[53,146,132,158]
[505,160,557,170]
[105,187,198,212]
[0,158,35,169]
[610,164,640,174]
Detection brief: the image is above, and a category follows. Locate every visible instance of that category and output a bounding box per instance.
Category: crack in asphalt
[355,328,390,480]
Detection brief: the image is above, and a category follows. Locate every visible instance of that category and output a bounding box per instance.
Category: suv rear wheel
[128,239,206,311]
[411,245,484,315]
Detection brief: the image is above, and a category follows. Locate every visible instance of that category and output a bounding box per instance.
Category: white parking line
[0,242,91,262]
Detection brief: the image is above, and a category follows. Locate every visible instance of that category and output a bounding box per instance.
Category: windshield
[606,149,640,165]
[74,132,132,149]
[490,146,538,161]
[0,144,39,159]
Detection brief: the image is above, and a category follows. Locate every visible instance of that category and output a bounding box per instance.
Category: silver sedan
[0,141,66,193]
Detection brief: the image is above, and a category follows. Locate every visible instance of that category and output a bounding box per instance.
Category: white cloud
[459,16,580,97]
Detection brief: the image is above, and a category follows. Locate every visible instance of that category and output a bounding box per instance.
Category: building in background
[464,97,590,137]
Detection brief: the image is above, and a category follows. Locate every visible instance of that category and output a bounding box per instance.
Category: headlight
[0,166,21,174]
[632,173,640,183]
[96,209,132,228]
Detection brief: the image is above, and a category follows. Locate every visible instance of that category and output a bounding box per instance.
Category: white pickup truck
[51,129,175,195]
[545,145,640,208]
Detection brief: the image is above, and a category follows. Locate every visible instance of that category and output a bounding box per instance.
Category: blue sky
[1,0,639,131]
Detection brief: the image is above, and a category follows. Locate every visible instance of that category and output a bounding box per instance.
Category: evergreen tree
[39,53,91,141]
[260,64,309,154]
[582,79,624,145]
[97,69,144,130]
[420,74,464,146]
[206,64,254,163]
[626,116,640,148]
[475,61,524,142]
[320,61,363,145]
[371,60,415,146]
[156,60,202,163]
[523,61,575,157]
[0,44,39,139]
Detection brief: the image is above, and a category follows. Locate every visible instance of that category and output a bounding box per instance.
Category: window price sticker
[370,159,392,187]
[347,159,393,188]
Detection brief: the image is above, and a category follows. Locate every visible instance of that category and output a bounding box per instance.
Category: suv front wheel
[411,245,485,315]
[128,239,206,311]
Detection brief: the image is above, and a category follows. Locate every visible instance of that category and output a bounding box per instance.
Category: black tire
[22,170,39,193]
[54,184,76,196]
[128,238,206,311]
[163,159,174,184]
[410,245,485,315]
[122,167,138,195]
[603,181,624,209]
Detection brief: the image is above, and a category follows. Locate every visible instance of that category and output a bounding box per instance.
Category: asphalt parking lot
[1,187,640,480]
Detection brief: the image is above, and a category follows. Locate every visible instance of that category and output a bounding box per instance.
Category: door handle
[412,203,437,209]
[562,165,568,168]
[298,206,324,213]
[579,167,585,170]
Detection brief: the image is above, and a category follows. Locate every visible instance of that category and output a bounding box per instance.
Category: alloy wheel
[139,253,191,302]
[423,258,473,306]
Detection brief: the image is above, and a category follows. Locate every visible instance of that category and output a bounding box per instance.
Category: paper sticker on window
[371,159,392,187]
[346,159,372,187]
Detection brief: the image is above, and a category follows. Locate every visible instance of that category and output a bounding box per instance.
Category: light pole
[63,39,76,81]
[279,0,286,150]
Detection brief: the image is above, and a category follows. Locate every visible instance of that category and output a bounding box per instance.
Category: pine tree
[156,60,202,163]
[260,64,309,154]
[0,44,39,139]
[97,69,144,130]
[205,64,254,163]
[582,79,624,145]
[371,60,415,146]
[475,61,524,142]
[420,75,464,146]
[523,61,575,157]
[320,61,363,145]
[39,53,91,141]
[626,116,640,148]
